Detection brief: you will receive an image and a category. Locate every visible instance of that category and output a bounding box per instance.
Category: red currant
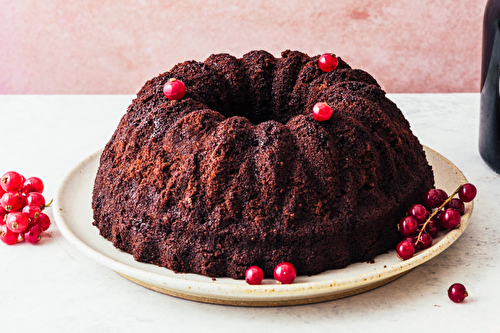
[318,53,338,72]
[424,219,440,238]
[398,216,418,236]
[21,176,44,194]
[0,224,19,245]
[24,223,43,244]
[26,192,45,210]
[22,205,41,222]
[445,198,465,215]
[5,212,29,233]
[36,212,51,231]
[433,210,444,230]
[418,233,433,249]
[1,192,25,212]
[448,283,468,303]
[273,262,296,284]
[396,239,415,260]
[439,208,461,229]
[407,204,429,223]
[436,189,448,202]
[163,78,186,100]
[1,171,24,192]
[0,206,7,225]
[312,102,333,121]
[402,236,418,250]
[245,266,264,285]
[458,183,477,203]
[423,189,444,209]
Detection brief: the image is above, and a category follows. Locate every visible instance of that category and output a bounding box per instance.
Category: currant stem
[42,199,53,210]
[414,185,462,246]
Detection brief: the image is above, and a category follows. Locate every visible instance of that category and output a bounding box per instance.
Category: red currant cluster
[0,171,51,245]
[396,183,477,261]
[245,262,296,285]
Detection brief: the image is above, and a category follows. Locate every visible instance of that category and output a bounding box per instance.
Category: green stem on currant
[414,185,462,247]
[42,199,53,211]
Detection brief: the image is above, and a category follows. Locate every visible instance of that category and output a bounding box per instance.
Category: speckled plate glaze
[53,146,472,306]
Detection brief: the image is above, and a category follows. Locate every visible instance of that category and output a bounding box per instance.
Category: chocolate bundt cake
[92,50,434,279]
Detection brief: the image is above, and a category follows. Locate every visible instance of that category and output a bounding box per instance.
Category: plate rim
[53,145,473,305]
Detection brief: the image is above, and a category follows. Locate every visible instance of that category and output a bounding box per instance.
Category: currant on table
[0,224,19,245]
[448,283,468,303]
[0,171,51,246]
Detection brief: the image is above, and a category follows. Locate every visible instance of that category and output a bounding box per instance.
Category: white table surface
[0,93,498,333]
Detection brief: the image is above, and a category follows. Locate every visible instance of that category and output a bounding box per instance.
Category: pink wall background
[0,0,486,94]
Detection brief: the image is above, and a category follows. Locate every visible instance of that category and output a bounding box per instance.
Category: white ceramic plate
[53,146,472,306]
